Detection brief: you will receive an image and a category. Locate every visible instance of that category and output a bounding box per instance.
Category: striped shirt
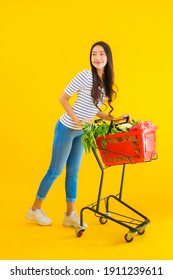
[60,69,106,130]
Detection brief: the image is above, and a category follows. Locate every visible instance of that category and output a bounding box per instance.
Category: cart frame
[76,119,157,242]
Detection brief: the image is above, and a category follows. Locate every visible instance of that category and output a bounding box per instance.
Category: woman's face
[91,45,107,72]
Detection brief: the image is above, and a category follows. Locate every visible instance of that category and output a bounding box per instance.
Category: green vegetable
[116,123,133,132]
[81,123,98,153]
[81,121,133,153]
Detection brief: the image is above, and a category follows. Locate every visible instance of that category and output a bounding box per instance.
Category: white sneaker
[63,211,87,228]
[25,208,52,226]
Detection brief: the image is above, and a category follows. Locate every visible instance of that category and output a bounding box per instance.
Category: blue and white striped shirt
[60,69,106,130]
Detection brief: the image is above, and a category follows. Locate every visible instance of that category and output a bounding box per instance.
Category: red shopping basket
[95,126,158,166]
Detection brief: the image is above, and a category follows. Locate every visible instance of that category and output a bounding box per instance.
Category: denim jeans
[36,120,84,202]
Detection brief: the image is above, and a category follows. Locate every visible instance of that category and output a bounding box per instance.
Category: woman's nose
[96,55,101,61]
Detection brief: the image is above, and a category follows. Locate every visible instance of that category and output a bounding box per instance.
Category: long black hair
[90,41,118,115]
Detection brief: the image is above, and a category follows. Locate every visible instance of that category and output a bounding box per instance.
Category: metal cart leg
[76,148,150,242]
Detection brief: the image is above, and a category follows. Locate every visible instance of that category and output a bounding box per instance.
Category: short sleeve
[64,70,90,96]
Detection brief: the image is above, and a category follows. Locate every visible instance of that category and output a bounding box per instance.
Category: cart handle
[94,114,130,134]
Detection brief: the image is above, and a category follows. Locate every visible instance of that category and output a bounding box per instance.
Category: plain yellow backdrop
[0,0,173,260]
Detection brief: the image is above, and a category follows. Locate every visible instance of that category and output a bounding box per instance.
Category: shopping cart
[76,117,158,242]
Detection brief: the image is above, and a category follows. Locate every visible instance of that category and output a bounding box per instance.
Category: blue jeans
[36,120,84,202]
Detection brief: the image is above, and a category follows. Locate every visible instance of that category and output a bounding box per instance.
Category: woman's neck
[97,69,104,80]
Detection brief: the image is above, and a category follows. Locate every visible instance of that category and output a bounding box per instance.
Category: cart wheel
[99,217,108,224]
[76,228,85,238]
[138,229,145,235]
[124,233,134,243]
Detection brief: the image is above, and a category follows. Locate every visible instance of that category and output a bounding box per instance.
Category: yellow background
[0,0,173,260]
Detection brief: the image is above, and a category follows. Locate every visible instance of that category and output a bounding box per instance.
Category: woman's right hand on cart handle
[112,114,130,123]
[94,114,130,124]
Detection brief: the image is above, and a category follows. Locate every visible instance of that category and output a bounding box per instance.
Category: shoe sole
[63,221,87,228]
[25,213,52,226]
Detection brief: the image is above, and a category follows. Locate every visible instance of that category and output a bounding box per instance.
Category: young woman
[26,41,127,228]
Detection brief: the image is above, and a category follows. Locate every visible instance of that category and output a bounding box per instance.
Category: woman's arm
[96,111,113,121]
[96,111,130,122]
[59,92,92,126]
[59,92,80,124]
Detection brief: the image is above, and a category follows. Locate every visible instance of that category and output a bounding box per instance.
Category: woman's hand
[76,118,93,126]
[96,111,130,122]
[113,114,130,122]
